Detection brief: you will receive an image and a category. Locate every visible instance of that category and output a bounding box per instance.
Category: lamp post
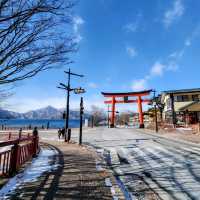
[79,97,84,145]
[153,90,158,133]
[73,87,86,145]
[57,68,84,142]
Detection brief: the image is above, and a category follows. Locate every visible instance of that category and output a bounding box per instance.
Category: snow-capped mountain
[0,106,89,119]
[23,106,62,119]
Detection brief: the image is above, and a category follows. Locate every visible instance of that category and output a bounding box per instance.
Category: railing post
[32,136,39,157]
[8,132,11,140]
[9,140,20,176]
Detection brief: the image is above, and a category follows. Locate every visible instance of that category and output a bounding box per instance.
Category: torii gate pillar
[110,97,116,128]
[138,96,144,128]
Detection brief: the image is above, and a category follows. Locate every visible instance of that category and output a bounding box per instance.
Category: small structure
[102,90,152,128]
[161,88,200,126]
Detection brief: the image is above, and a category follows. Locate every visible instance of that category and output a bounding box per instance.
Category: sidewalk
[0,140,124,199]
[138,127,200,145]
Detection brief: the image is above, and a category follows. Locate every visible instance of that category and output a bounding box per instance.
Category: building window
[176,95,183,102]
[192,95,199,101]
[175,95,189,102]
[182,95,189,102]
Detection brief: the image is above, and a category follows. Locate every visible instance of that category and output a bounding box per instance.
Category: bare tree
[0,0,76,84]
[117,112,131,126]
[90,106,106,126]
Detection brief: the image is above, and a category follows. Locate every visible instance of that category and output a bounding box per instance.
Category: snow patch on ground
[0,148,59,199]
[41,136,64,142]
[176,127,192,131]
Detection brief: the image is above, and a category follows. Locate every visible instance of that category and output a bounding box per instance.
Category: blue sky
[7,0,200,112]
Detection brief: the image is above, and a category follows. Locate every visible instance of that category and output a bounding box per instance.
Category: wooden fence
[0,133,39,177]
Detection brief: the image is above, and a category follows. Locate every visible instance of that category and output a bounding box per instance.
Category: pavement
[0,137,124,199]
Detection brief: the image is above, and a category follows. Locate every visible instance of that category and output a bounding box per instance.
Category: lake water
[0,119,80,129]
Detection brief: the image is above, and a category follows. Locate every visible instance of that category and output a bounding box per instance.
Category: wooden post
[32,136,39,157]
[138,96,144,128]
[9,140,20,176]
[8,132,11,140]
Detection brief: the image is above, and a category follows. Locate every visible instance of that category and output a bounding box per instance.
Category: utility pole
[57,68,84,142]
[153,90,158,133]
[107,108,119,128]
[79,97,84,145]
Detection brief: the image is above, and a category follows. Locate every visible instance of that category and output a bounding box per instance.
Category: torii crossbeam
[102,90,152,128]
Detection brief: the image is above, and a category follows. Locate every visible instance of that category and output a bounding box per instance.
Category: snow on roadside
[0,148,60,199]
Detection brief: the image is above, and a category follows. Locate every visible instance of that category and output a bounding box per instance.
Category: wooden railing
[0,134,39,177]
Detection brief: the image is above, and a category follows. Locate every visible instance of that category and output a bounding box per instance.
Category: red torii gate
[102,90,152,128]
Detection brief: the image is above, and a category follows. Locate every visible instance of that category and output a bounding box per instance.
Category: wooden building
[161,88,200,126]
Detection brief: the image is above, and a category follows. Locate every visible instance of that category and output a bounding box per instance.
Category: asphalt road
[71,127,200,200]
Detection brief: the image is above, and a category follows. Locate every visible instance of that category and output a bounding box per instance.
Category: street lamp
[74,87,86,94]
[57,68,84,142]
[74,88,86,145]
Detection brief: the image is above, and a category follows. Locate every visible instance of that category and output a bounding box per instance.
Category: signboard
[124,96,128,102]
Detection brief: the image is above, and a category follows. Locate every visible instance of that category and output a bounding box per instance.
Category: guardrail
[0,133,39,177]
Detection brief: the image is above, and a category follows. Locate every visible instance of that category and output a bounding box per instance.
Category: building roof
[162,88,200,95]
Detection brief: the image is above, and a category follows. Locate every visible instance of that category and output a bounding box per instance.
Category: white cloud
[169,50,184,59]
[130,25,200,92]
[183,25,200,47]
[124,13,142,33]
[185,39,191,46]
[74,34,83,43]
[124,23,138,33]
[73,16,84,43]
[88,82,98,89]
[167,62,179,71]
[163,0,184,28]
[126,46,137,58]
[150,62,165,76]
[131,59,179,92]
[73,16,84,33]
[131,79,147,91]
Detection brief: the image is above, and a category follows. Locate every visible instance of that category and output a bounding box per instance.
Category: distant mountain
[0,109,22,119]
[23,106,62,119]
[0,106,90,119]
